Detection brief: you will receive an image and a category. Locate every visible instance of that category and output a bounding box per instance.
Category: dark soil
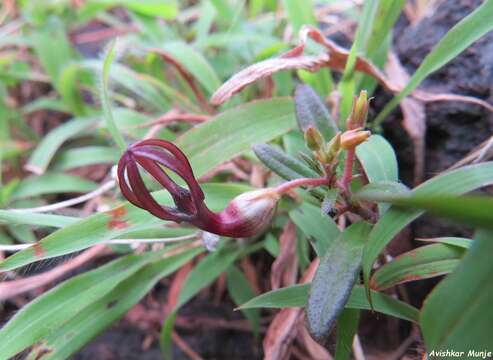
[382,0,493,244]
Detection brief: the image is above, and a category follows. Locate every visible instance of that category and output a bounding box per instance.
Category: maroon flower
[117,139,281,238]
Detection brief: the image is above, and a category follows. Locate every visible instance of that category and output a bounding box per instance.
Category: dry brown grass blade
[270,220,298,290]
[211,54,330,105]
[172,331,204,360]
[166,259,194,312]
[211,26,396,106]
[412,90,493,113]
[297,320,334,360]
[263,259,319,360]
[240,257,261,294]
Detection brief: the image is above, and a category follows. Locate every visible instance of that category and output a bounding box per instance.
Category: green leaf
[362,162,493,295]
[371,195,493,231]
[252,143,319,180]
[0,210,76,228]
[25,117,99,174]
[160,246,242,358]
[52,146,119,171]
[375,0,493,125]
[117,0,177,18]
[294,85,338,141]
[58,63,86,115]
[31,18,74,90]
[0,183,250,272]
[370,244,465,291]
[100,39,126,153]
[338,0,379,120]
[416,237,472,249]
[177,98,297,178]
[352,181,410,202]
[421,230,493,354]
[81,60,174,112]
[365,0,406,61]
[10,173,98,200]
[289,202,340,257]
[335,309,360,360]
[298,69,333,98]
[26,247,201,360]
[238,284,419,323]
[282,0,316,33]
[358,0,406,92]
[306,222,372,343]
[161,41,221,95]
[227,265,260,337]
[356,135,399,183]
[0,251,162,359]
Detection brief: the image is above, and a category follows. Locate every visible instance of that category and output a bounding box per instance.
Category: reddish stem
[341,149,355,193]
[274,177,329,194]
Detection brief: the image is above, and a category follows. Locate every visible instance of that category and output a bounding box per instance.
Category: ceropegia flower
[117,139,329,238]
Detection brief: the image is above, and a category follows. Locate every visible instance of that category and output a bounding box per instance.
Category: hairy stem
[275,177,329,194]
[341,149,355,193]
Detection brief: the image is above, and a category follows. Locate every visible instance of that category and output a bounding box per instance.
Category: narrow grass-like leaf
[58,63,86,115]
[177,98,297,177]
[31,18,74,90]
[25,247,201,360]
[352,181,410,202]
[306,222,372,343]
[238,284,418,323]
[374,0,493,125]
[282,0,315,33]
[162,41,221,95]
[81,60,177,112]
[338,0,379,121]
[375,195,493,231]
[289,202,340,257]
[370,244,465,291]
[416,237,472,249]
[117,0,178,18]
[0,251,162,359]
[227,265,260,337]
[362,162,493,295]
[421,230,493,354]
[101,39,126,153]
[0,210,76,228]
[0,183,250,272]
[252,143,318,180]
[358,0,406,92]
[365,1,406,60]
[335,309,360,360]
[10,173,98,200]
[25,118,99,174]
[52,146,119,171]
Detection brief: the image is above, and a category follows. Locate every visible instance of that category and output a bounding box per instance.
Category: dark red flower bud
[117,139,280,238]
